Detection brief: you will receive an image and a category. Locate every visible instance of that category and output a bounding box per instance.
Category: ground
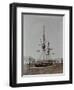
[22,63,63,75]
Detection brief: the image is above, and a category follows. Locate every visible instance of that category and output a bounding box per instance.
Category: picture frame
[10,3,72,87]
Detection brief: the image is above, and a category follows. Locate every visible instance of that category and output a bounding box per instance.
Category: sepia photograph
[22,13,63,75]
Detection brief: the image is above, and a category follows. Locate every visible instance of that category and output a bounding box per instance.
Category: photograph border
[10,3,72,87]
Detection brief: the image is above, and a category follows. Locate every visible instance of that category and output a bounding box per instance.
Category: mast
[42,25,46,60]
[37,25,53,61]
[42,25,46,51]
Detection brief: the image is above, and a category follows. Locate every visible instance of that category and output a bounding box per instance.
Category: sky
[22,14,63,60]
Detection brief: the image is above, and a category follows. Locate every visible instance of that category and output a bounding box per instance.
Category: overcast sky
[23,14,63,60]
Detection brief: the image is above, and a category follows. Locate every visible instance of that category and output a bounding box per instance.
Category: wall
[0,0,74,90]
